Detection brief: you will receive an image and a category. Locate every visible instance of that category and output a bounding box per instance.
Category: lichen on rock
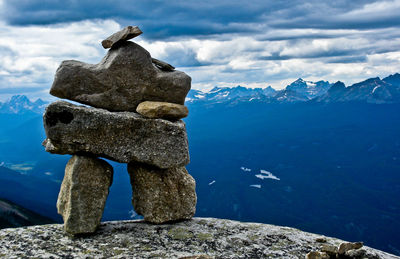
[0,218,396,258]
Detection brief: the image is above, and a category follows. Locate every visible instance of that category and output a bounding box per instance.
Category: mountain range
[1,74,399,115]
[0,198,54,229]
[0,95,47,114]
[186,73,400,105]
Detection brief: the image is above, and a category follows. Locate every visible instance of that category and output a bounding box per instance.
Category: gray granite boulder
[136,101,189,120]
[338,241,364,254]
[0,218,395,258]
[101,25,142,49]
[305,251,330,259]
[50,41,191,112]
[57,155,113,235]
[320,244,338,256]
[128,163,196,223]
[346,248,368,258]
[43,101,190,168]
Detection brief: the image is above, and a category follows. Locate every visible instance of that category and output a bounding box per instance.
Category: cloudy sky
[0,0,400,101]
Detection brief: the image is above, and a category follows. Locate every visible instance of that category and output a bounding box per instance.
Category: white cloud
[344,0,400,17]
[0,19,120,99]
[0,16,400,100]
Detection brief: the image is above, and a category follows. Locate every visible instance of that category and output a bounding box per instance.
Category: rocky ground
[0,217,397,258]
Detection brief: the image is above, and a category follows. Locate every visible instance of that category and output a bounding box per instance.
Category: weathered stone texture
[152,58,175,71]
[57,155,113,235]
[136,101,189,120]
[338,242,364,255]
[50,41,191,111]
[43,101,190,168]
[320,244,338,256]
[346,248,368,258]
[305,251,330,259]
[0,218,395,258]
[128,163,196,223]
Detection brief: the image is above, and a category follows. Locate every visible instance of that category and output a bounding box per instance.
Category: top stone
[50,41,191,112]
[101,26,143,49]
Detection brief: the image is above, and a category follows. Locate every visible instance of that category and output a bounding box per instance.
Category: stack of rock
[306,241,371,259]
[42,26,196,235]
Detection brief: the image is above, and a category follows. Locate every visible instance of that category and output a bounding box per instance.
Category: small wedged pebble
[136,101,189,120]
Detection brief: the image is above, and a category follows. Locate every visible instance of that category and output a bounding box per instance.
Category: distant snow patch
[240,167,251,172]
[306,81,316,87]
[10,163,33,172]
[250,184,261,188]
[255,174,268,180]
[257,170,280,180]
[208,180,216,186]
[209,88,221,93]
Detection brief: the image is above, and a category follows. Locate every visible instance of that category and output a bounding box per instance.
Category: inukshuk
[42,26,196,235]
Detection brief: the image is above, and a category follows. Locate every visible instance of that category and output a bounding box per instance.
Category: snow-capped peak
[0,95,48,114]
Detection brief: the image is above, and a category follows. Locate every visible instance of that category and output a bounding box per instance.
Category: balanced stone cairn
[42,26,196,235]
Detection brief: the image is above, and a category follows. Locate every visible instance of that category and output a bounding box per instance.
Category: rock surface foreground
[50,41,191,111]
[57,156,113,235]
[43,101,190,168]
[128,163,196,223]
[0,218,396,259]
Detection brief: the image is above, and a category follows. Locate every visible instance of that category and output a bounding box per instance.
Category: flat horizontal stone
[101,26,142,49]
[50,41,191,112]
[43,101,189,168]
[136,101,189,120]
